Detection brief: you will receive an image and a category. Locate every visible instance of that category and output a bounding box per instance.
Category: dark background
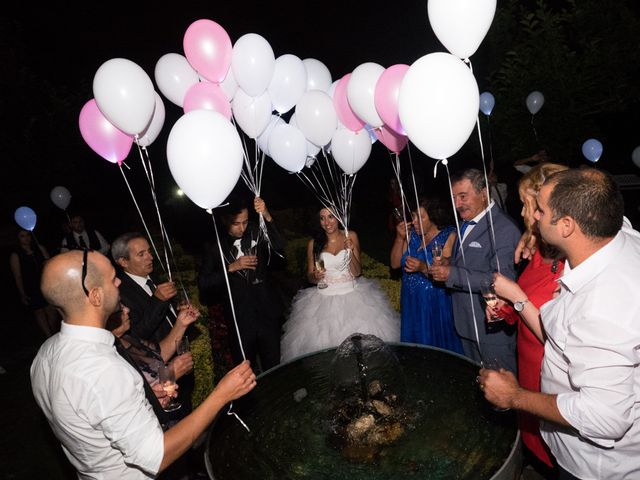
[2,0,640,296]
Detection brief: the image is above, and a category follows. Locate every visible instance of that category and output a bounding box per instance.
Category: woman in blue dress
[390,197,463,353]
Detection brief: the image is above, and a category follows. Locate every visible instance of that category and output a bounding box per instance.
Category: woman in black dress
[9,230,59,337]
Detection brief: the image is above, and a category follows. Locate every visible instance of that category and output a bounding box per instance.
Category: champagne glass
[315,254,327,289]
[431,240,443,264]
[175,336,190,356]
[243,240,260,284]
[158,363,181,412]
[480,280,504,322]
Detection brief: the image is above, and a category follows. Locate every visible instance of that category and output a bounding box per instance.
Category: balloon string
[444,161,483,361]
[406,144,426,264]
[118,165,166,274]
[531,115,539,144]
[139,145,190,301]
[475,117,501,273]
[388,151,411,251]
[135,142,173,281]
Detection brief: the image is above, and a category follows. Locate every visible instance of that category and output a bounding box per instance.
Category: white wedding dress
[280,249,400,362]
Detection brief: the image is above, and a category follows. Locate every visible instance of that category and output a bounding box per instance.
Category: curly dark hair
[410,196,455,230]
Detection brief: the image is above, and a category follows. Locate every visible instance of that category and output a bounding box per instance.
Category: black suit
[117,272,174,344]
[117,271,194,412]
[198,219,286,372]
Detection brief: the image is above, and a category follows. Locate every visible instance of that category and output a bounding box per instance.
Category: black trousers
[227,313,282,373]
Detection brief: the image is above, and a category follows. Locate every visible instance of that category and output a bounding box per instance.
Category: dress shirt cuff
[556,392,616,448]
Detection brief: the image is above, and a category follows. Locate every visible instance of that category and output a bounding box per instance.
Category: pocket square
[469,241,482,248]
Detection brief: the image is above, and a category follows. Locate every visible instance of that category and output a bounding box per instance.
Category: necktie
[455,220,476,255]
[78,235,87,249]
[146,278,156,294]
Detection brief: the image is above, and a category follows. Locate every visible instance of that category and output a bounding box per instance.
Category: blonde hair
[518,162,568,232]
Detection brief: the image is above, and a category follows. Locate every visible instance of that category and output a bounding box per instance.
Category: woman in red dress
[488,162,567,476]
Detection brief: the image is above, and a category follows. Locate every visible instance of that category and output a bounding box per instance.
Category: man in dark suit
[198,196,286,373]
[430,168,521,373]
[111,233,177,343]
[111,232,195,414]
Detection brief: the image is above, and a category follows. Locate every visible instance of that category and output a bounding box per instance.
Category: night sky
[3,1,639,255]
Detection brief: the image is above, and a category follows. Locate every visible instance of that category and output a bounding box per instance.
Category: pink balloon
[183,19,232,83]
[374,125,408,154]
[79,99,133,165]
[374,64,409,135]
[333,74,365,132]
[183,82,232,119]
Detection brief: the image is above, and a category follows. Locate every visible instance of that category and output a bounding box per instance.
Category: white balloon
[331,129,372,175]
[219,68,239,101]
[268,54,307,114]
[166,110,243,209]
[268,124,308,173]
[50,186,71,210]
[93,58,155,136]
[295,90,338,147]
[302,58,332,92]
[526,91,545,115]
[428,0,497,59]
[257,115,286,156]
[399,52,479,160]
[137,93,166,147]
[347,62,385,128]
[231,89,272,139]
[289,113,321,157]
[632,146,640,169]
[231,33,275,97]
[154,53,200,107]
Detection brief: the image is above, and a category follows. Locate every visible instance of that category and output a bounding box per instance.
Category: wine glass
[175,336,190,356]
[315,254,327,289]
[243,241,260,284]
[480,280,504,322]
[431,240,443,264]
[158,363,181,412]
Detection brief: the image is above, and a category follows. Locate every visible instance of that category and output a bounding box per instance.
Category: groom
[198,195,286,373]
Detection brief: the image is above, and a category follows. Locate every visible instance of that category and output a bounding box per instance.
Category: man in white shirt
[61,215,110,255]
[30,250,256,479]
[480,168,640,479]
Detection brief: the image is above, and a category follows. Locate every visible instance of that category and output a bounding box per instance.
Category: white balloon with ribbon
[347,62,385,128]
[93,58,156,136]
[50,186,72,210]
[331,128,372,175]
[137,93,166,147]
[302,58,332,92]
[398,52,479,160]
[268,54,307,114]
[231,33,275,97]
[295,90,338,147]
[428,0,497,60]
[231,89,272,139]
[268,124,308,173]
[166,110,243,209]
[154,53,200,107]
[632,146,640,169]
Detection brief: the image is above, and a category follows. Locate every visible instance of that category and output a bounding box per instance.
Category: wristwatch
[514,299,529,312]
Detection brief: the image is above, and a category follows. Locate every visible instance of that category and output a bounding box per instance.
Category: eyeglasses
[81,248,93,297]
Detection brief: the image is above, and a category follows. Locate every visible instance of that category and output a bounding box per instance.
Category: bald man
[30,251,256,479]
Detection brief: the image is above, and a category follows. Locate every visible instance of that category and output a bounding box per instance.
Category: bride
[280,208,400,362]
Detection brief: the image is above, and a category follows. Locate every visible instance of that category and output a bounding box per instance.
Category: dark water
[206,344,517,480]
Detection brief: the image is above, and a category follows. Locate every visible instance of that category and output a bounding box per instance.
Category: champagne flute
[158,363,181,412]
[315,254,327,289]
[243,240,260,284]
[480,280,504,322]
[175,336,190,356]
[431,240,443,264]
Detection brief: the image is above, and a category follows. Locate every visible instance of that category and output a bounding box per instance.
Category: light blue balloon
[581,138,603,163]
[364,124,378,145]
[479,92,495,116]
[14,206,37,231]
